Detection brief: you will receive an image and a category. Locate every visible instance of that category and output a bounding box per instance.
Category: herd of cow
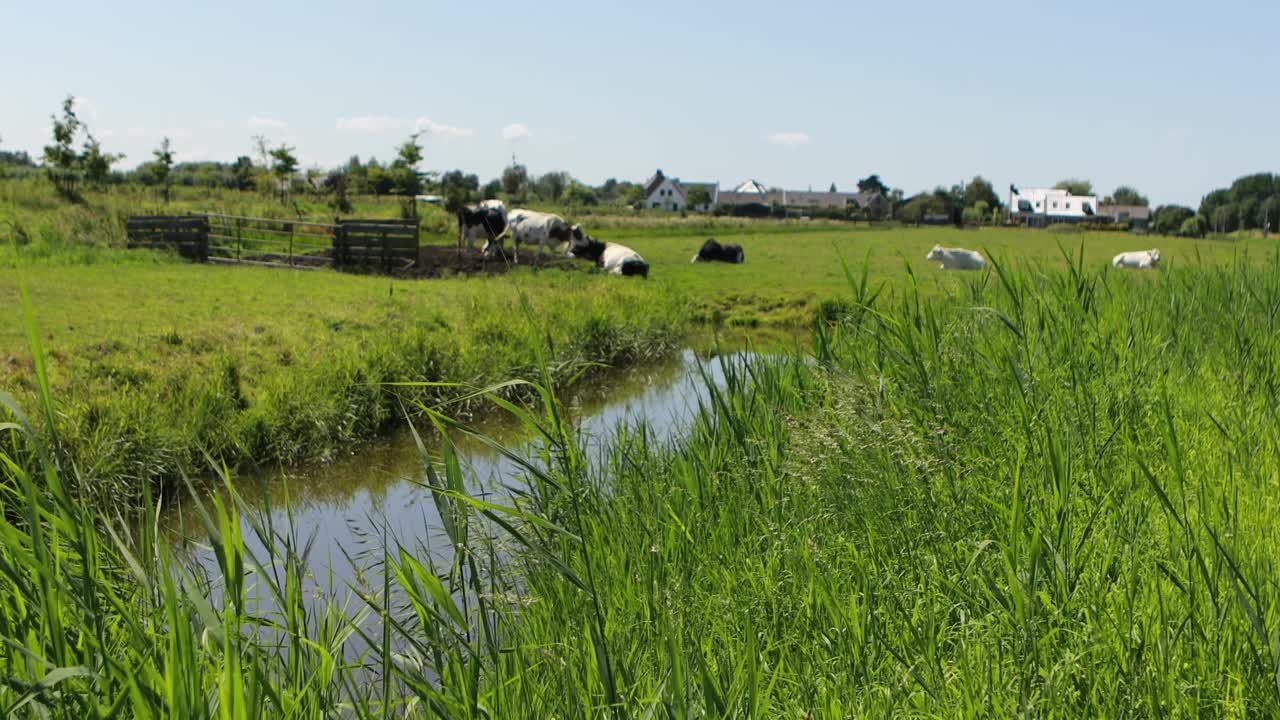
[460,201,1163,279]
[457,201,747,279]
[927,244,1162,270]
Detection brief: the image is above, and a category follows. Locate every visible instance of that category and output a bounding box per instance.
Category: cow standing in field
[691,238,745,264]
[1112,249,1161,269]
[457,200,507,253]
[483,209,572,265]
[566,228,650,277]
[926,244,986,270]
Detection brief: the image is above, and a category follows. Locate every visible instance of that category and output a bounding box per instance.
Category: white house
[642,170,717,211]
[1009,185,1099,221]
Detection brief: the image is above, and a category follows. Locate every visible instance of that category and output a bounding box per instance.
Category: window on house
[1052,202,1058,209]
[1035,202,1041,209]
[652,202,660,208]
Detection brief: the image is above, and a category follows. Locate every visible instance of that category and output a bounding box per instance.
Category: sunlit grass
[5,248,1280,715]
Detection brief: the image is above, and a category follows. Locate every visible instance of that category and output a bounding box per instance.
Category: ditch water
[162,335,804,605]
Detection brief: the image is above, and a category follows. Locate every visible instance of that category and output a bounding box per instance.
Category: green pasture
[6,251,1280,715]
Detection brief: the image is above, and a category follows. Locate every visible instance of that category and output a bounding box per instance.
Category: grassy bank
[4,254,1280,715]
[2,256,683,504]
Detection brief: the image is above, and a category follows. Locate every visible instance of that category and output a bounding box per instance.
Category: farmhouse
[642,170,717,212]
[1098,204,1152,231]
[1009,185,1100,226]
[641,173,888,217]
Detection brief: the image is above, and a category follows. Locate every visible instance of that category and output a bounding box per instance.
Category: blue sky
[2,0,1277,206]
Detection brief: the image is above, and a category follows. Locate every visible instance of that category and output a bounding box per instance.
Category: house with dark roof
[642,169,717,212]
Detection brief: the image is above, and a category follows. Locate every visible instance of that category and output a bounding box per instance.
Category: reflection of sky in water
[164,349,765,608]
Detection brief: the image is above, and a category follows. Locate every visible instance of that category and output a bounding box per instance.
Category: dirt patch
[214,246,583,278]
[411,244,579,278]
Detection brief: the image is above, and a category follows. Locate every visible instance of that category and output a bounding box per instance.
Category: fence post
[198,215,210,261]
[288,221,294,268]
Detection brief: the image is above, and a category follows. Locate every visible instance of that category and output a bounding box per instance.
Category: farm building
[1098,204,1152,230]
[640,173,888,217]
[1009,185,1100,226]
[642,170,717,212]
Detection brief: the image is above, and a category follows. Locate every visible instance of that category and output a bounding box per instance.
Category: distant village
[639,169,1152,230]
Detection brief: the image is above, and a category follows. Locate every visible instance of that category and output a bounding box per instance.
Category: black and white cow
[457,199,507,252]
[483,209,572,265]
[565,227,649,278]
[691,238,745,264]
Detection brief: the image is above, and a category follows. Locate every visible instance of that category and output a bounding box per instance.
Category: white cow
[926,244,986,270]
[484,209,571,264]
[1112,249,1161,269]
[565,228,649,277]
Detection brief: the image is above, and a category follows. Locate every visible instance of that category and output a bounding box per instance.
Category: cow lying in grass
[1112,249,1160,269]
[565,227,649,277]
[691,238,745,264]
[483,209,570,265]
[926,244,986,270]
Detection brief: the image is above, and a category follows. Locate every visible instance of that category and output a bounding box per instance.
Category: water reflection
[163,345,783,593]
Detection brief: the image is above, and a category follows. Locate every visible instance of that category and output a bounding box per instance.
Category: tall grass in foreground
[5,251,1280,716]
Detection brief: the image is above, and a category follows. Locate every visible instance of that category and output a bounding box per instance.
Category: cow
[457,201,507,253]
[565,228,649,278]
[1112,249,1161,269]
[926,244,986,270]
[691,238,745,264]
[483,209,571,265]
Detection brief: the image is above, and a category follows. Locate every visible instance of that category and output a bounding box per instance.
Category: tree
[621,184,646,208]
[1211,205,1235,234]
[1107,186,1148,207]
[150,137,175,203]
[440,169,479,213]
[481,179,502,200]
[562,181,597,206]
[230,156,255,190]
[961,176,1001,211]
[1179,216,1206,238]
[323,169,352,213]
[81,132,123,189]
[43,95,83,199]
[829,182,837,193]
[502,163,528,196]
[1152,205,1195,236]
[686,186,712,210]
[1054,178,1093,196]
[390,132,424,196]
[534,171,571,202]
[857,174,888,196]
[268,144,298,203]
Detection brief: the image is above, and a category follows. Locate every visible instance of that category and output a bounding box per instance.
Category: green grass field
[5,248,1280,715]
[2,177,1276,503]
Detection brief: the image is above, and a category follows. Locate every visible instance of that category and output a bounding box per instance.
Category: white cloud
[248,115,288,130]
[72,97,101,122]
[502,123,531,142]
[413,117,473,138]
[335,115,407,133]
[175,148,210,163]
[768,131,811,147]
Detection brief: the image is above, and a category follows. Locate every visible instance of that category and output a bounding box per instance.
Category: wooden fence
[124,215,210,261]
[207,214,335,269]
[125,214,420,273]
[334,219,420,273]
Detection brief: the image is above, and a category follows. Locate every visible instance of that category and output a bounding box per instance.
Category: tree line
[2,95,1276,235]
